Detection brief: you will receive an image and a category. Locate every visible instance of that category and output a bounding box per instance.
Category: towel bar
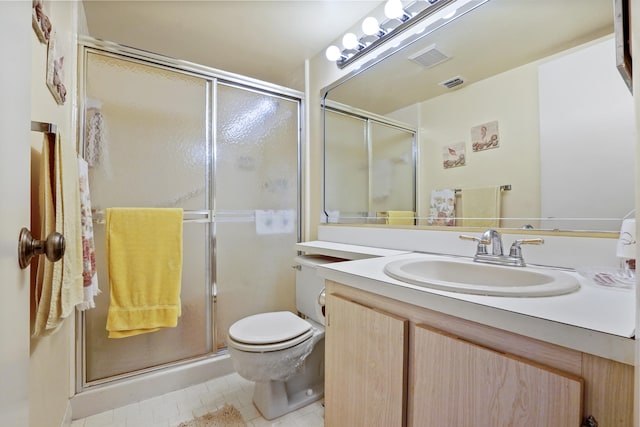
[91,209,210,224]
[31,120,57,134]
[454,185,511,195]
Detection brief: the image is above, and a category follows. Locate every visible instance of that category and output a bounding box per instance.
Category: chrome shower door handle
[18,227,66,269]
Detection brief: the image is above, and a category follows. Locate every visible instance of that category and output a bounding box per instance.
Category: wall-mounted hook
[18,228,65,269]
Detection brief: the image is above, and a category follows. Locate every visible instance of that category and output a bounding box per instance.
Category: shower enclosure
[77,39,301,391]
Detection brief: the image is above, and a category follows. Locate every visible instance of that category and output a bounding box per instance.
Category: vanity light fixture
[325,0,487,69]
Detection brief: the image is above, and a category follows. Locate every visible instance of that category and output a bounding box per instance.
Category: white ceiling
[82,0,383,90]
[82,0,615,113]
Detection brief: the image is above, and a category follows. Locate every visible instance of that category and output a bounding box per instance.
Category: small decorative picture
[46,30,67,105]
[442,142,466,169]
[32,0,52,43]
[471,120,499,152]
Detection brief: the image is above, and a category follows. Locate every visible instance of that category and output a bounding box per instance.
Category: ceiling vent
[439,76,465,89]
[408,44,450,68]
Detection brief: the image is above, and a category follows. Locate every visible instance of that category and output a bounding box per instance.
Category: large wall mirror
[322,0,636,232]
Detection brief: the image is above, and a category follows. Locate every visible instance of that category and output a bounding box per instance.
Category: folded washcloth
[106,208,183,338]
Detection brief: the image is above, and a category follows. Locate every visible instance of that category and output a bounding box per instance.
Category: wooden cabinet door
[409,324,583,427]
[325,293,408,427]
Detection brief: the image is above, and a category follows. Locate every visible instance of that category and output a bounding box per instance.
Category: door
[81,50,212,384]
[325,293,408,427]
[214,82,301,349]
[410,324,583,426]
[0,2,31,426]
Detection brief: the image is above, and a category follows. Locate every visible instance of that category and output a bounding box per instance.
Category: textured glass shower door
[82,51,211,384]
[214,83,300,350]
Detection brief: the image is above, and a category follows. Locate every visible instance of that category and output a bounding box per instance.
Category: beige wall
[29,1,83,426]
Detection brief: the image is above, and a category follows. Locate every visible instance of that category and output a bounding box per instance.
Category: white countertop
[316,251,636,365]
[296,240,410,259]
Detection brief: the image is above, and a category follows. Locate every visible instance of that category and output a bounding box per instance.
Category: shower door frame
[76,36,303,392]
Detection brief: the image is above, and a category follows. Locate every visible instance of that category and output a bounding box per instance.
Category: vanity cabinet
[325,280,634,427]
[325,294,408,426]
[411,324,582,426]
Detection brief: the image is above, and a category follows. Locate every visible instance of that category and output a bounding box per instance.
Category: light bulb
[362,16,380,36]
[325,45,341,61]
[384,0,404,19]
[342,33,359,50]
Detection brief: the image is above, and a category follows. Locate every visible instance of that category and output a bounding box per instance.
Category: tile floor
[70,372,325,427]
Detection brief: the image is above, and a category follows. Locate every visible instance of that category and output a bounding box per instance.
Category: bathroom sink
[383,258,580,297]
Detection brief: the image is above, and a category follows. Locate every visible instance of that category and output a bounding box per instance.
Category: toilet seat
[228,311,313,352]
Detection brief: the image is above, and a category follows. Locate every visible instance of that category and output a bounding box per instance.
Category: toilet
[226,255,342,420]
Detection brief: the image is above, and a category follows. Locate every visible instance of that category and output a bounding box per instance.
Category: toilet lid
[228,311,311,345]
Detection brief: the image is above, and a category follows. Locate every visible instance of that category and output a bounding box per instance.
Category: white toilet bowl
[226,255,340,420]
[227,311,325,420]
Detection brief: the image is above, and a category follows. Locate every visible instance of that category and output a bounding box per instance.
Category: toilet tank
[294,255,344,325]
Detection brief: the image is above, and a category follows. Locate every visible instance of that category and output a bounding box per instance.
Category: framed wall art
[32,0,52,43]
[471,120,499,152]
[46,30,67,105]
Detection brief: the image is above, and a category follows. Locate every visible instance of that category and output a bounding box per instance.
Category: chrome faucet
[460,229,544,267]
[481,229,503,256]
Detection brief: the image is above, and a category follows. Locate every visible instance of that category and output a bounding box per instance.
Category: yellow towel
[46,132,83,331]
[381,211,415,225]
[33,134,56,337]
[106,208,183,338]
[33,132,84,335]
[461,186,501,228]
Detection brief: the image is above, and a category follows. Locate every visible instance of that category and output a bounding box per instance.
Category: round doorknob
[18,227,66,269]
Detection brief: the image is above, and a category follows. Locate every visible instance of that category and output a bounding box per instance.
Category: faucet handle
[459,234,491,244]
[459,234,491,255]
[509,238,544,257]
